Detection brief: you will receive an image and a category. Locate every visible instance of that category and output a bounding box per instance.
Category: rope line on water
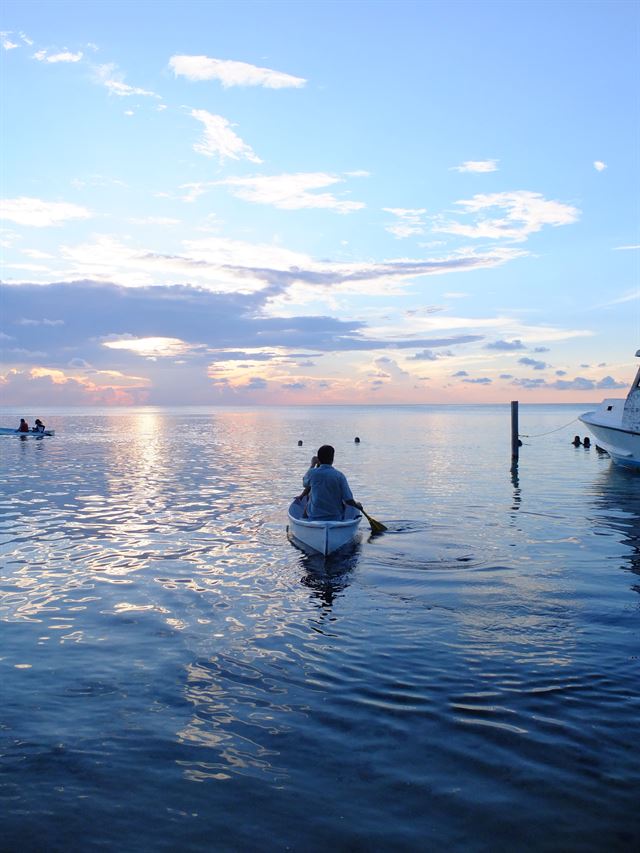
[519,416,580,439]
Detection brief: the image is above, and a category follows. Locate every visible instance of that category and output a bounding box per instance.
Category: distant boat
[0,427,56,437]
[580,350,640,469]
[287,499,361,555]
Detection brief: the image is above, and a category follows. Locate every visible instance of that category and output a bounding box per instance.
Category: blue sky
[1,0,638,405]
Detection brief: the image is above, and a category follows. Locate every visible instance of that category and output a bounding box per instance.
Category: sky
[1,0,638,406]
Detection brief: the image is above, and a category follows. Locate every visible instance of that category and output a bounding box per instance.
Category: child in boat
[33,419,45,433]
[297,444,362,520]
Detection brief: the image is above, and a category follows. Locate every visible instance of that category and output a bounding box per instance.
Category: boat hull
[579,411,640,469]
[287,499,361,555]
[0,427,55,437]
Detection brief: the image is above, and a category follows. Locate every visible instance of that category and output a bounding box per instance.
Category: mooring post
[511,400,519,467]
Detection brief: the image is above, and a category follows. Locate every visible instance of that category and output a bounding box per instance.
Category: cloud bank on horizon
[1,0,638,406]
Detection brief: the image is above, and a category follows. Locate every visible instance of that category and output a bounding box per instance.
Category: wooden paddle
[361,508,387,534]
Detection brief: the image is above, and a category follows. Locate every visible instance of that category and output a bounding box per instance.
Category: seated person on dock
[297,444,362,520]
[18,418,29,433]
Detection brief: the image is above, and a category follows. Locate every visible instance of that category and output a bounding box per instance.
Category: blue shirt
[303,464,354,520]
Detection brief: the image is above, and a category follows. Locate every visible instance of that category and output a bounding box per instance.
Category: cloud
[435,191,579,242]
[128,216,181,226]
[1,32,20,50]
[384,208,427,238]
[518,357,547,370]
[408,349,439,361]
[452,159,499,173]
[218,172,364,212]
[190,109,262,163]
[593,161,607,171]
[8,229,528,299]
[0,197,93,227]
[452,370,468,377]
[533,346,549,353]
[16,318,64,326]
[613,245,640,251]
[34,49,83,63]
[407,343,469,360]
[0,281,489,392]
[486,338,526,351]
[462,377,492,384]
[499,373,513,379]
[513,375,627,391]
[102,336,195,358]
[281,382,306,391]
[0,366,150,406]
[241,377,268,391]
[599,288,639,307]
[94,63,159,97]
[169,54,306,88]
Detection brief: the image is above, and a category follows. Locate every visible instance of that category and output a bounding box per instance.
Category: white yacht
[579,350,640,469]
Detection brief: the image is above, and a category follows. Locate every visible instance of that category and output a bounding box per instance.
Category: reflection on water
[1,406,640,850]
[591,464,640,581]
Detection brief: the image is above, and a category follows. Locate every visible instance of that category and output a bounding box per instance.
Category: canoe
[0,427,56,436]
[287,498,361,556]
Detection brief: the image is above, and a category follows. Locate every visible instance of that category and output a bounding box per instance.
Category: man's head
[317,444,335,465]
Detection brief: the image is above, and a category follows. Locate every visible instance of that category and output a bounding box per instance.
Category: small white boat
[0,427,56,437]
[579,350,640,469]
[287,498,362,555]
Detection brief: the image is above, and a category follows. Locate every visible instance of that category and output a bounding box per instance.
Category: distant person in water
[33,419,45,433]
[583,436,591,448]
[297,444,362,520]
[18,418,29,433]
[572,435,581,446]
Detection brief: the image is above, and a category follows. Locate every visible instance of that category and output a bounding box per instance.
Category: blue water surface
[1,405,639,851]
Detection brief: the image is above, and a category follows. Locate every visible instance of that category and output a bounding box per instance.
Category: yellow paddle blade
[361,509,387,533]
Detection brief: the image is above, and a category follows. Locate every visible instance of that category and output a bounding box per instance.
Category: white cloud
[452,159,499,173]
[435,191,579,242]
[22,248,55,259]
[0,197,93,227]
[34,49,83,63]
[20,33,34,46]
[593,160,607,171]
[217,172,364,212]
[1,32,19,50]
[6,263,52,272]
[50,231,526,296]
[71,174,128,189]
[190,109,262,163]
[94,63,159,97]
[169,54,306,88]
[17,318,64,326]
[383,207,427,238]
[103,336,193,357]
[600,289,639,306]
[613,244,640,251]
[128,216,181,226]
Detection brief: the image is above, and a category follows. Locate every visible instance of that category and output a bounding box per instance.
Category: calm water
[1,405,639,851]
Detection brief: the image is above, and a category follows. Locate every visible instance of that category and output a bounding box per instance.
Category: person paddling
[18,418,29,433]
[33,418,46,433]
[297,444,362,520]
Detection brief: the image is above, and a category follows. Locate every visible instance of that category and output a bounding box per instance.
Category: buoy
[354,436,360,443]
[297,440,303,446]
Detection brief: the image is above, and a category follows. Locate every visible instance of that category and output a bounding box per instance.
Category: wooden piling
[511,400,519,467]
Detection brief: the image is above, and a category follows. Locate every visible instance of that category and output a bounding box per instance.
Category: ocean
[1,405,639,851]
